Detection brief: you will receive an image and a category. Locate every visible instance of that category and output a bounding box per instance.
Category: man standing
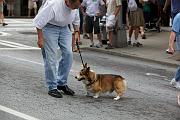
[33,0,81,98]
[80,0,105,48]
[105,0,121,49]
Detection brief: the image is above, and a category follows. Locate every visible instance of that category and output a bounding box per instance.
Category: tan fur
[76,63,126,100]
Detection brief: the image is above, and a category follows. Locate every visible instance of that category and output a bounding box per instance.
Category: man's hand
[37,38,44,48]
[36,28,44,48]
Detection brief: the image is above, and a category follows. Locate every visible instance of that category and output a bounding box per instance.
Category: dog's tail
[116,75,127,93]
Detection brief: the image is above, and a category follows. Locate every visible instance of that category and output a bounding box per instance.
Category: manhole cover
[19,31,37,35]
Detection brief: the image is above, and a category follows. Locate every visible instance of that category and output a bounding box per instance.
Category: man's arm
[114,5,121,17]
[36,28,44,48]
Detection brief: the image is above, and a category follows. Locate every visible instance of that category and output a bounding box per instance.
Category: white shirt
[81,0,105,16]
[33,0,80,29]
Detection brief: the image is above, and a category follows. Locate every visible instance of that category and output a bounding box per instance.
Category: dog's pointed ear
[84,63,87,68]
[87,67,90,71]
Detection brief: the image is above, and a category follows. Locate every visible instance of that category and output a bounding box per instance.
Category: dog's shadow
[72,94,133,104]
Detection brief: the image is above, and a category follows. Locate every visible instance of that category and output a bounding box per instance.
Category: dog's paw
[114,96,120,100]
[93,95,99,98]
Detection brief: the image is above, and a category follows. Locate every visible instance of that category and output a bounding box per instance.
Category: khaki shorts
[28,0,37,9]
[129,8,145,27]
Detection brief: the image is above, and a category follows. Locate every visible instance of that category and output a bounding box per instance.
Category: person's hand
[166,46,174,54]
[37,38,44,48]
[83,12,87,16]
[74,31,80,43]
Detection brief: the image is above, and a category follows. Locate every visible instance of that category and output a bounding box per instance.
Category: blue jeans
[175,34,180,82]
[42,24,73,91]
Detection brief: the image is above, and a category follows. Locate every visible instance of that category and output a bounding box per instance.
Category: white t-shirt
[81,0,105,16]
[33,0,80,29]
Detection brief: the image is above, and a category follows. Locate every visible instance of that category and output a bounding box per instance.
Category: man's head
[65,0,83,10]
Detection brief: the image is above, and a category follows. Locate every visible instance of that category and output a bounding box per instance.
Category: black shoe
[48,89,63,98]
[132,43,137,47]
[83,34,89,39]
[136,42,143,47]
[141,34,146,39]
[105,44,114,49]
[127,41,131,45]
[2,23,8,26]
[133,42,143,47]
[57,85,75,95]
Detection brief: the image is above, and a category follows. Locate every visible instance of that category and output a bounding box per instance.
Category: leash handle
[76,39,85,68]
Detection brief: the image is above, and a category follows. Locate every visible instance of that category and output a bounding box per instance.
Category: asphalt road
[0,19,179,120]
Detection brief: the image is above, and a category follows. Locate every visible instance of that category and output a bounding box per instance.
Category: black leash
[76,39,85,68]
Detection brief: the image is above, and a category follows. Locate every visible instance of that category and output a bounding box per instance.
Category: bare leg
[97,33,102,45]
[89,33,94,47]
[28,9,31,17]
[177,93,180,106]
[108,31,113,45]
[134,26,139,42]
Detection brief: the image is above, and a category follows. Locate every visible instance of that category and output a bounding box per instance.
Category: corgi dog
[75,63,126,100]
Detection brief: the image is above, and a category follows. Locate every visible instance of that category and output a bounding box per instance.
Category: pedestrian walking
[164,0,180,54]
[0,0,7,26]
[167,13,180,106]
[169,12,180,89]
[33,0,81,98]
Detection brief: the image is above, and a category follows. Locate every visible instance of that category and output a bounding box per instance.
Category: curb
[81,47,179,68]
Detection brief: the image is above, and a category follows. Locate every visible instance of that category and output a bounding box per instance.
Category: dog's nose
[75,76,78,79]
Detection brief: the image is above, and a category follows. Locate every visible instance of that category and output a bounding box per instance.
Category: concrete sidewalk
[79,27,180,67]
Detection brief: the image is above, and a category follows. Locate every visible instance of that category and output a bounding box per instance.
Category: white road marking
[0,32,11,36]
[0,40,33,48]
[146,73,167,78]
[1,55,43,65]
[0,42,20,48]
[0,40,39,49]
[0,55,78,76]
[0,105,40,120]
[0,48,40,50]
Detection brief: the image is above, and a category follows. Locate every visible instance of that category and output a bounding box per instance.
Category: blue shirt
[172,13,180,35]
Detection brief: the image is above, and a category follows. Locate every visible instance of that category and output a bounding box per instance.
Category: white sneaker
[95,43,103,48]
[170,78,176,87]
[174,81,180,89]
[171,78,180,89]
